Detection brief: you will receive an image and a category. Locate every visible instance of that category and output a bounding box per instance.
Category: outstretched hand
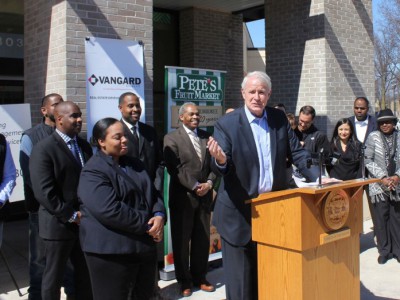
[207,137,227,165]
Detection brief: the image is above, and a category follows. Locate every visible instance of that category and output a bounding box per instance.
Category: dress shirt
[244,105,273,194]
[182,125,200,155]
[355,118,369,143]
[121,119,140,140]
[20,134,34,157]
[182,125,212,191]
[55,129,84,166]
[0,141,16,204]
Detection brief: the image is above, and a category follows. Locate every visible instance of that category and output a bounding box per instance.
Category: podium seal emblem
[322,189,350,230]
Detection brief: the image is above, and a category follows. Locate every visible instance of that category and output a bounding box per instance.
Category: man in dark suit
[20,93,76,300]
[348,97,377,145]
[118,92,163,192]
[207,71,320,300]
[348,96,378,235]
[30,101,93,300]
[164,102,217,297]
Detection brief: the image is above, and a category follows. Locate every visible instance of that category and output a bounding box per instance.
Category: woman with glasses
[365,109,400,265]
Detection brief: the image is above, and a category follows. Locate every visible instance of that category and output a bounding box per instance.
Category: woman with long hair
[327,118,362,180]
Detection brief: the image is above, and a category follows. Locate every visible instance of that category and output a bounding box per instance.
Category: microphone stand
[318,148,324,188]
[361,145,366,179]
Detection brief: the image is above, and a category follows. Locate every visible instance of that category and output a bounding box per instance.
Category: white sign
[0,104,31,202]
[85,37,145,141]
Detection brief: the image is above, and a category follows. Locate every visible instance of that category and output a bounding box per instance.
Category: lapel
[137,122,145,155]
[52,132,82,170]
[76,137,90,164]
[197,129,208,165]
[178,125,202,163]
[121,120,139,155]
[266,107,277,171]
[366,115,375,135]
[99,152,148,209]
[238,107,260,172]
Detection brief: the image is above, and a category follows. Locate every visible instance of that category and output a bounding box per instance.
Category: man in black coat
[348,96,378,235]
[20,93,76,300]
[207,71,320,300]
[294,105,330,157]
[118,92,164,192]
[30,101,93,300]
[348,97,377,145]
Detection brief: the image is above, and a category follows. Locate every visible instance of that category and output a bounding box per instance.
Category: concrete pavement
[1,218,399,300]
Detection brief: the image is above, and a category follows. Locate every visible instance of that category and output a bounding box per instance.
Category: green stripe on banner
[206,71,214,76]
[164,68,170,135]
[176,68,184,74]
[191,69,199,75]
[163,168,170,255]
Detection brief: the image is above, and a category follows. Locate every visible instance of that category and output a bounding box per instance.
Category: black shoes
[378,255,389,264]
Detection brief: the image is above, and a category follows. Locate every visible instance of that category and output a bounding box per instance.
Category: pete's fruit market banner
[163,66,226,270]
[164,66,226,133]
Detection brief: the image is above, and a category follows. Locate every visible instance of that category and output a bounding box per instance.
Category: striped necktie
[69,139,84,167]
[189,131,202,162]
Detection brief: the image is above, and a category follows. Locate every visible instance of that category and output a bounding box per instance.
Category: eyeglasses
[378,120,394,125]
[354,107,367,110]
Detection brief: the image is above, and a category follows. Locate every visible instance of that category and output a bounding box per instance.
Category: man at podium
[207,71,321,300]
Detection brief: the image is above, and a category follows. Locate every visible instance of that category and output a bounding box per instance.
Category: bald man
[30,101,93,300]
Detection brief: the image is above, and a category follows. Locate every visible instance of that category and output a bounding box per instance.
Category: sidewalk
[1,218,399,300]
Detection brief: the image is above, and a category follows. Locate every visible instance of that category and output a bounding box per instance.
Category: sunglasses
[378,120,394,125]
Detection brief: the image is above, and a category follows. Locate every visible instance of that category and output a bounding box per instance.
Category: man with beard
[20,93,75,300]
[294,105,330,157]
[348,96,378,243]
[348,97,377,144]
[29,101,93,300]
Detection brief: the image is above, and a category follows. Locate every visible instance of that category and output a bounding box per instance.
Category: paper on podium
[293,176,342,187]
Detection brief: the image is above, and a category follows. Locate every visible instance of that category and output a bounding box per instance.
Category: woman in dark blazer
[78,118,165,300]
[327,118,362,180]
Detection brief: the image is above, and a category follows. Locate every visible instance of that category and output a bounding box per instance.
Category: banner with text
[85,37,145,140]
[165,66,226,133]
[163,67,226,271]
[0,104,31,202]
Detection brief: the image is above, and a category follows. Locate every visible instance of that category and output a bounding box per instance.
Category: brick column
[179,8,244,109]
[265,0,374,136]
[25,0,154,128]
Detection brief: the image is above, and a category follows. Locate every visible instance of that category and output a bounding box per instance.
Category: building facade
[1,0,374,139]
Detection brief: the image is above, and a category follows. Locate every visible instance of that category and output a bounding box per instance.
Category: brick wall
[180,8,244,109]
[25,0,154,128]
[265,0,374,138]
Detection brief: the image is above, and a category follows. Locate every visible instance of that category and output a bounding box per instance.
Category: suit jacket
[122,121,164,191]
[29,132,92,240]
[164,125,217,208]
[348,115,377,144]
[78,151,165,255]
[211,106,319,246]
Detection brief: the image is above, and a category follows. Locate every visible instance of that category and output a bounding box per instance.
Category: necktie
[131,126,139,157]
[69,140,84,167]
[190,131,202,162]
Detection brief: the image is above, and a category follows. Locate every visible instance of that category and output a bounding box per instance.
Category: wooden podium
[249,179,376,300]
